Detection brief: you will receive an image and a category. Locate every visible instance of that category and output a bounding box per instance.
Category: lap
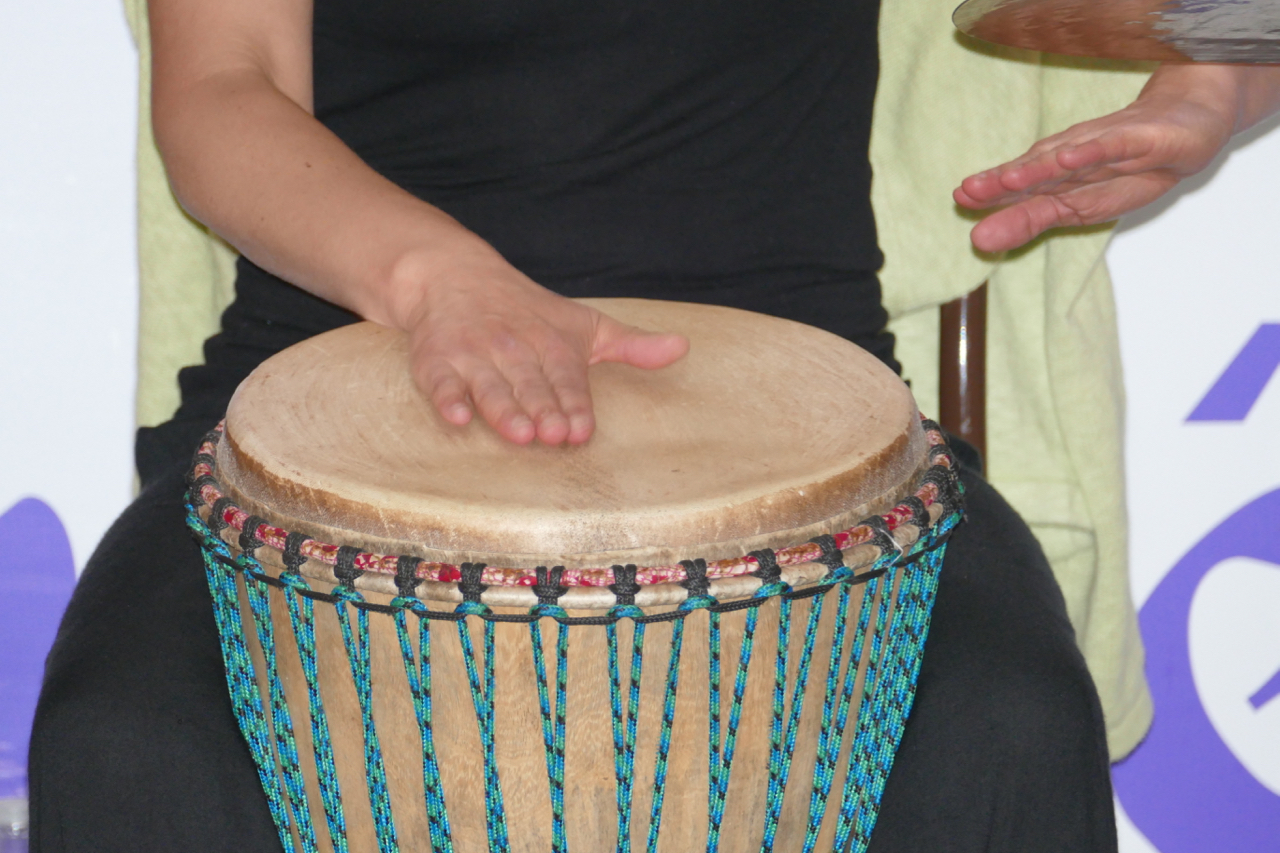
[869,467,1115,853]
[29,467,279,852]
[30,461,1114,853]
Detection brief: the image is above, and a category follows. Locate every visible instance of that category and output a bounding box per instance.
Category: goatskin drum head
[215,298,927,569]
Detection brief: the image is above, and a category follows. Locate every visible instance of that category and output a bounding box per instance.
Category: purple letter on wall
[0,499,77,800]
[1112,488,1280,852]
[1187,324,1280,422]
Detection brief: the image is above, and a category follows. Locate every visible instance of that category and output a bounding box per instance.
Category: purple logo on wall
[1186,324,1280,423]
[0,499,77,800]
[1112,487,1280,852]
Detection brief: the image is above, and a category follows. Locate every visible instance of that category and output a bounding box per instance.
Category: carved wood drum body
[186,299,964,853]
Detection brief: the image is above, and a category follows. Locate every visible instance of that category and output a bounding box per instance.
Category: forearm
[146,0,687,446]
[152,67,497,330]
[1140,62,1280,136]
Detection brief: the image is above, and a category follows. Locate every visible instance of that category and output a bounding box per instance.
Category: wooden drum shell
[214,524,894,853]
[194,299,955,853]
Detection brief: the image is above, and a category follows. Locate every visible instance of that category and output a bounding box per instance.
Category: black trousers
[30,454,1115,852]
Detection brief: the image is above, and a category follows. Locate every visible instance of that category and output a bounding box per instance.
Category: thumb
[590,313,690,369]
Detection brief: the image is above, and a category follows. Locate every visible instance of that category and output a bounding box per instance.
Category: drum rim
[218,308,929,561]
[187,418,963,609]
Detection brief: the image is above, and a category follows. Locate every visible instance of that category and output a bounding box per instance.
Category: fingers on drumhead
[504,361,572,445]
[593,315,689,369]
[469,367,537,444]
[422,362,473,426]
[541,354,595,444]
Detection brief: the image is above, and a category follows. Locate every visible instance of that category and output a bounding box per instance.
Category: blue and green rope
[529,604,571,853]
[188,491,960,853]
[455,600,511,853]
[277,567,351,853]
[606,605,646,853]
[391,600,454,853]
[332,585,399,853]
[188,503,296,852]
[242,559,320,853]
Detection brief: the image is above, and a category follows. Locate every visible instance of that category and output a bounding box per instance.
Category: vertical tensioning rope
[705,585,773,853]
[529,603,571,853]
[837,565,910,853]
[187,503,296,852]
[606,604,646,853]
[835,519,956,853]
[706,610,723,852]
[798,580,855,853]
[456,601,511,853]
[241,556,320,853]
[824,557,897,853]
[391,600,453,853]
[643,588,716,853]
[759,590,828,853]
[332,585,400,853]
[279,567,350,853]
[797,533,866,853]
[762,593,791,852]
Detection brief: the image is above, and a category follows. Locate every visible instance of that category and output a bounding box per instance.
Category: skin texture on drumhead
[218,298,926,567]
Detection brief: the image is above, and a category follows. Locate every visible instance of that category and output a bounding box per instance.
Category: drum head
[216,298,926,569]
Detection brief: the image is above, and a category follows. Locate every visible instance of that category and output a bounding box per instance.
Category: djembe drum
[185,299,963,853]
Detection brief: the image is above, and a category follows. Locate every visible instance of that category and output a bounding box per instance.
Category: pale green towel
[871,0,1153,759]
[125,0,1153,759]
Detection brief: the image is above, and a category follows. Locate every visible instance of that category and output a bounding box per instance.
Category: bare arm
[149,0,687,444]
[955,63,1280,252]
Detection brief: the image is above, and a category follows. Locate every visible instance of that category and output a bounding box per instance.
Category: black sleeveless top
[143,0,892,483]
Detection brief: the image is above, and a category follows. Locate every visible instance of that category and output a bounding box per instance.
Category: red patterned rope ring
[188,417,959,591]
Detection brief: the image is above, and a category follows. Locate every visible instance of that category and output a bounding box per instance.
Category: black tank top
[144,0,893,484]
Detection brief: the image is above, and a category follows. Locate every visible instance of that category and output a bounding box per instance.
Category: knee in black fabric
[970,628,1105,755]
[29,469,282,852]
[867,464,1116,853]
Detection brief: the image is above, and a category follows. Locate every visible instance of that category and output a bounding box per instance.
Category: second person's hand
[955,64,1280,253]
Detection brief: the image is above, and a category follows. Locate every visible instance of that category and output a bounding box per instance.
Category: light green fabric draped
[125,0,1153,759]
[871,1,1153,759]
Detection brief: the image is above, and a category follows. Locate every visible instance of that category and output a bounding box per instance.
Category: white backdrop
[0,0,137,824]
[0,0,138,564]
[1109,117,1280,853]
[1,2,1277,848]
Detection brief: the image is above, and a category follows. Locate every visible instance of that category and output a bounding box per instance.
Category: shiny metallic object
[953,0,1280,63]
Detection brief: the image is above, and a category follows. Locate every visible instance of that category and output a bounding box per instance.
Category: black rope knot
[208,496,235,537]
[334,545,363,588]
[679,558,711,599]
[185,457,215,488]
[237,515,267,555]
[808,534,846,573]
[928,442,956,468]
[921,465,962,519]
[609,564,641,605]
[186,474,216,504]
[185,429,221,475]
[395,555,424,597]
[459,562,488,603]
[900,495,930,531]
[747,549,782,583]
[283,531,309,574]
[860,516,903,563]
[533,565,569,605]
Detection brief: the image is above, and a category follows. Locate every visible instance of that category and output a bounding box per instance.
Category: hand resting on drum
[148,0,687,448]
[957,63,1280,253]
[398,259,688,445]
